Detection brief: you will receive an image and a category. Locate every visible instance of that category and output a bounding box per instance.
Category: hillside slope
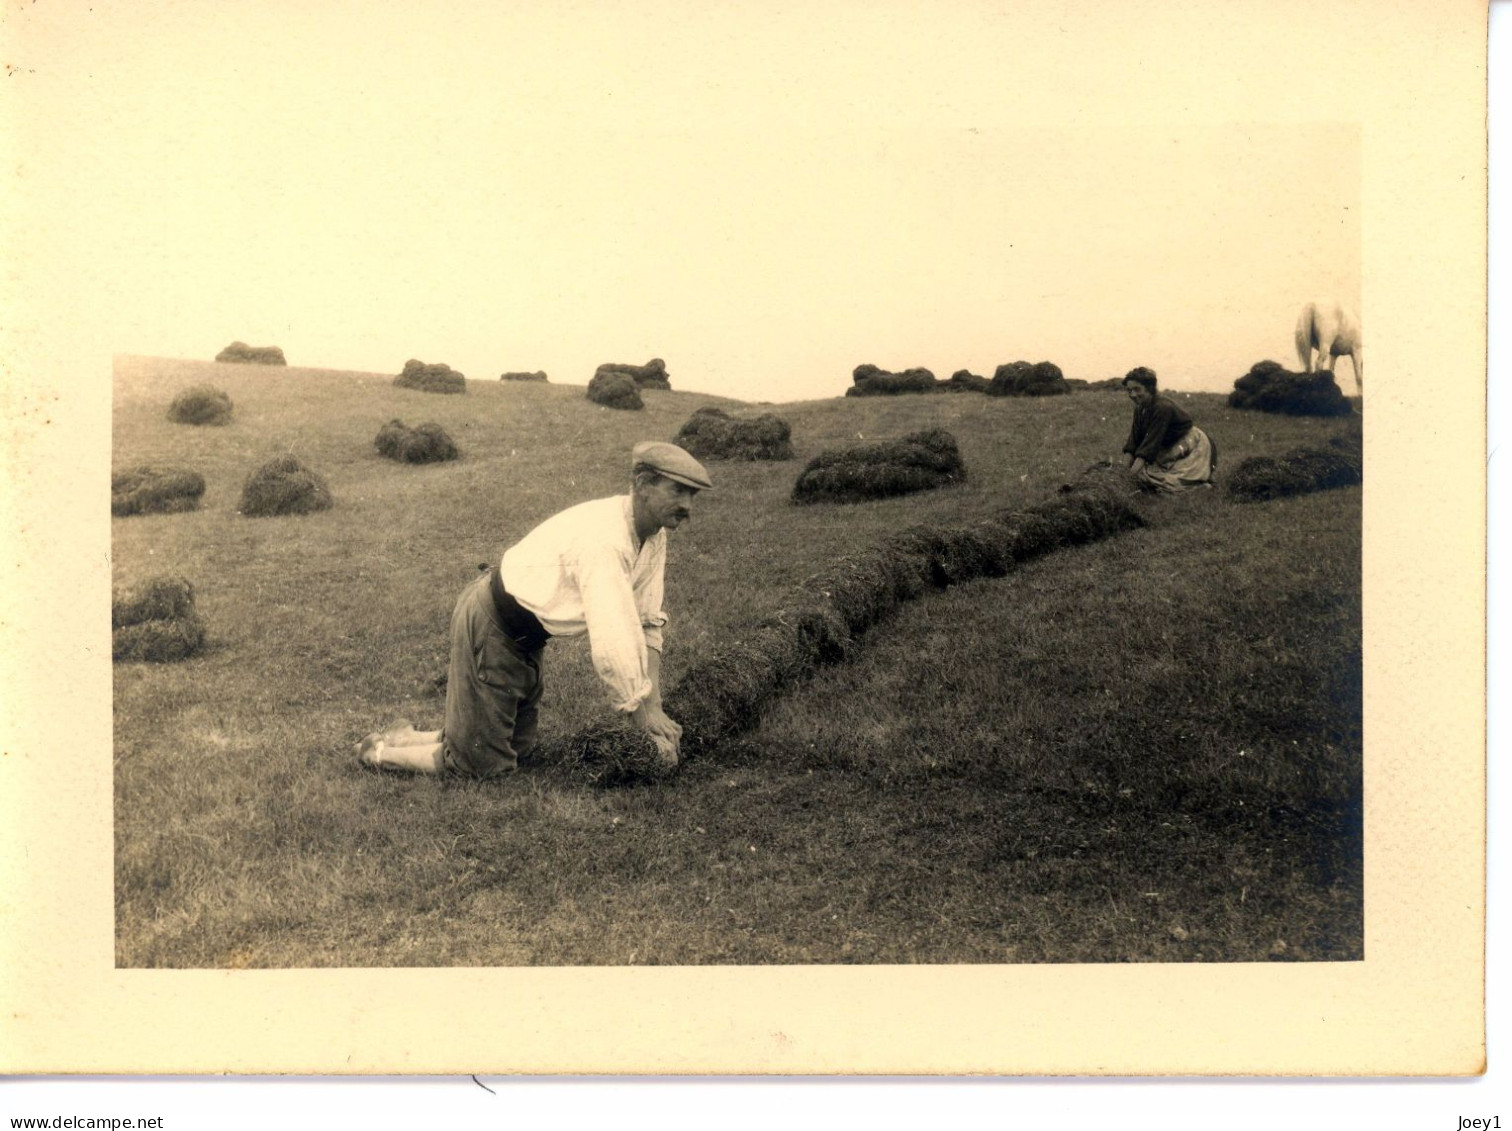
[112,355,1360,966]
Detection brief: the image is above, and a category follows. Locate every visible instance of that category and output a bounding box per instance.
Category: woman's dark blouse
[1123,395,1195,462]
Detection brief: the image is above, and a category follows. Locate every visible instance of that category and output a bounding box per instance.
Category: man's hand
[649,732,679,769]
[631,701,683,763]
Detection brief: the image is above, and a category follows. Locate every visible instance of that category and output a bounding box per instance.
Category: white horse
[1295,301,1363,395]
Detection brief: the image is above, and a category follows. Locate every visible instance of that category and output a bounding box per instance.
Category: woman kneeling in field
[1121,367,1216,492]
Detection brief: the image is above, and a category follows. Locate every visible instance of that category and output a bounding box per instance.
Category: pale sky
[10,1,1360,400]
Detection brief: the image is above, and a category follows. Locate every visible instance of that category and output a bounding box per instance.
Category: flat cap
[632,441,713,490]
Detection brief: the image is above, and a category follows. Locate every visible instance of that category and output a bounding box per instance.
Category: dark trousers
[439,572,544,779]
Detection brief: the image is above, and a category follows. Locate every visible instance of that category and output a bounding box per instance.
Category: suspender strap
[489,567,551,651]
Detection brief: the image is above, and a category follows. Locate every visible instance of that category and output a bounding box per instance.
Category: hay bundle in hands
[500,370,548,382]
[846,364,940,397]
[374,419,460,464]
[595,358,671,390]
[586,370,644,410]
[560,722,678,788]
[167,385,234,426]
[112,576,206,662]
[987,360,1070,397]
[394,359,466,394]
[111,465,206,516]
[791,429,965,504]
[215,341,286,365]
[1228,360,1352,416]
[673,407,793,461]
[944,369,991,393]
[239,454,333,516]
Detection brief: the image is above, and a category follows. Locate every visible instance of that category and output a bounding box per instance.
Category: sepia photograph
[108,119,1365,970]
[2,0,1488,1091]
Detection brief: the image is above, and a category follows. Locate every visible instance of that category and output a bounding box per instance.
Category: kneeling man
[358,441,713,777]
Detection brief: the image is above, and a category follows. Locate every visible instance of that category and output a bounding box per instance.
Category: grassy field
[112,355,1361,966]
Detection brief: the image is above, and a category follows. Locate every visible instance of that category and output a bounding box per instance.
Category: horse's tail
[1294,303,1317,372]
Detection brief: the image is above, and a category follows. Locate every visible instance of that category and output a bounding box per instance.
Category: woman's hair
[1123,367,1158,392]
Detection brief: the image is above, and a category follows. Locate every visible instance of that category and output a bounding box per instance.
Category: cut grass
[112,356,1359,966]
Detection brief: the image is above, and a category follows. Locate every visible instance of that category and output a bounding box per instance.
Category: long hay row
[557,484,1144,785]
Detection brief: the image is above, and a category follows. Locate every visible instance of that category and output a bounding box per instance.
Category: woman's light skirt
[1140,426,1216,493]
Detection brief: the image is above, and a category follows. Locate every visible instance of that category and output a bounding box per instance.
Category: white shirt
[500,495,668,713]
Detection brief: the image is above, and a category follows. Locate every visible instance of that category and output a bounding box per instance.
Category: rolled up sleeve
[571,543,654,713]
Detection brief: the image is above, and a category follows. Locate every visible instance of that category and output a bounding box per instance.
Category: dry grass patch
[1229,360,1353,416]
[167,385,234,426]
[113,576,206,662]
[215,341,286,365]
[846,364,939,397]
[374,419,460,464]
[112,465,206,516]
[394,359,466,394]
[673,407,793,461]
[596,358,671,390]
[1227,435,1363,502]
[945,369,991,393]
[988,360,1070,397]
[587,370,643,410]
[239,454,334,516]
[792,428,965,504]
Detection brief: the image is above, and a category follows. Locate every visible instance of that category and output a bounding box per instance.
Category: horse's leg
[1350,347,1363,396]
[1296,305,1318,372]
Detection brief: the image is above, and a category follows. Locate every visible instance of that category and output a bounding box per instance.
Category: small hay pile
[944,369,991,393]
[595,358,672,390]
[846,364,940,397]
[239,454,333,516]
[1226,430,1363,502]
[587,370,644,410]
[374,419,460,464]
[987,360,1070,397]
[1083,377,1128,391]
[1228,360,1352,416]
[215,341,286,365]
[553,486,1143,781]
[167,385,233,426]
[394,359,466,394]
[791,429,965,505]
[673,407,793,461]
[500,370,548,382]
[112,576,206,662]
[112,465,206,517]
